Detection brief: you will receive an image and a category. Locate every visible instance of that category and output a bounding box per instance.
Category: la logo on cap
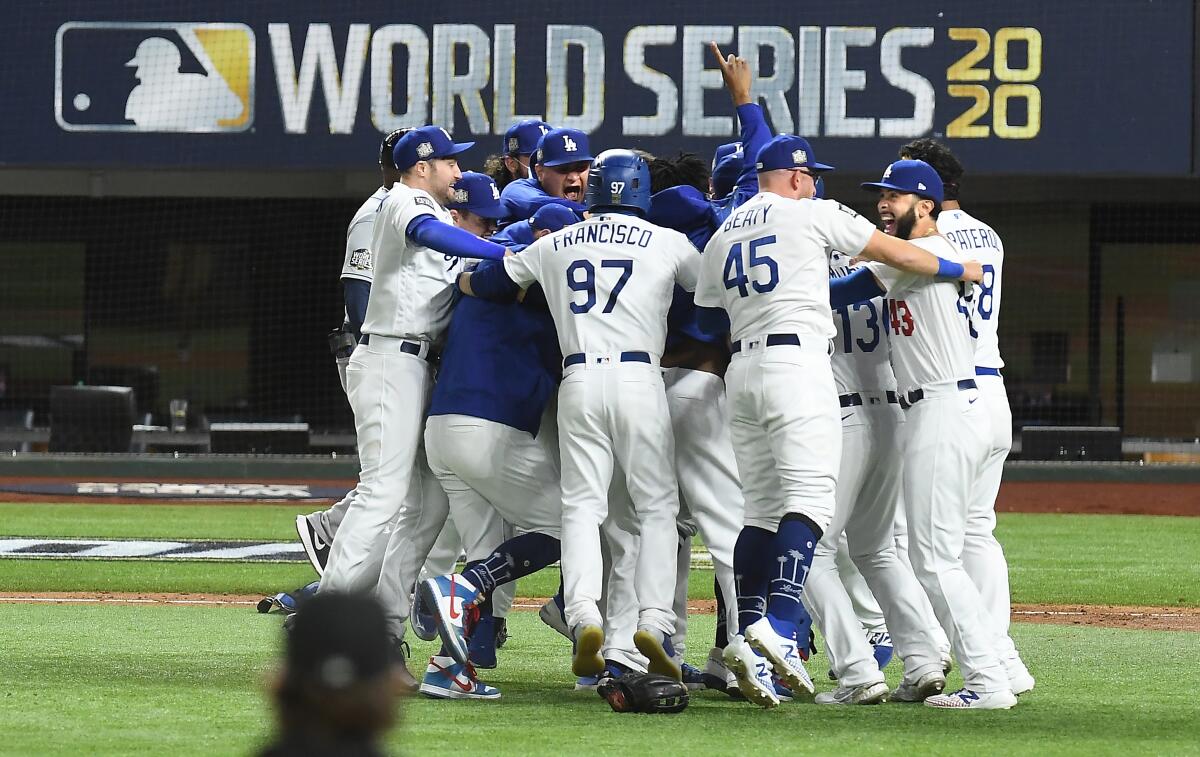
[490,184,500,200]
[883,164,893,179]
[792,149,807,165]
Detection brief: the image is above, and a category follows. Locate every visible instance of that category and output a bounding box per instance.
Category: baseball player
[498,127,592,221]
[415,201,576,699]
[295,128,411,577]
[459,149,700,683]
[484,119,551,190]
[833,158,1014,709]
[801,242,948,706]
[695,137,982,708]
[900,139,1034,695]
[318,126,510,643]
[642,45,776,694]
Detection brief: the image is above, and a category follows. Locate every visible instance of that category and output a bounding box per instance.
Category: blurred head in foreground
[261,593,404,757]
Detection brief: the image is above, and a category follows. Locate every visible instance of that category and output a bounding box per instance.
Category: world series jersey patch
[348,248,372,271]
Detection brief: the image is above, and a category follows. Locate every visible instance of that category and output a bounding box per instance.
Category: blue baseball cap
[754,134,834,173]
[711,153,744,200]
[504,119,551,156]
[861,159,944,204]
[529,204,578,233]
[536,128,593,167]
[393,125,474,171]
[711,141,742,171]
[447,172,505,219]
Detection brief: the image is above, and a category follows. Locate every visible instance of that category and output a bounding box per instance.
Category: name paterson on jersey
[942,225,1000,252]
[551,218,653,251]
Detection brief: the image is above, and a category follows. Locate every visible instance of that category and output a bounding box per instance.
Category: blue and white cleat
[746,615,815,699]
[419,655,500,700]
[722,634,780,709]
[681,662,708,691]
[418,574,480,665]
[574,674,601,692]
[868,630,894,670]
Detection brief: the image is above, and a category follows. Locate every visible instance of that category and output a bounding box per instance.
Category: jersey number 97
[567,259,634,314]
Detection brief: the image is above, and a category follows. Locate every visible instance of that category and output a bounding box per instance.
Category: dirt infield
[3,592,1197,632]
[997,482,1198,517]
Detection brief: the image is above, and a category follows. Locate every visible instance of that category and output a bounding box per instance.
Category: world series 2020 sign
[9,0,1195,174]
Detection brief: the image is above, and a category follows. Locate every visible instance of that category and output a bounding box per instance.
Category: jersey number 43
[723,235,779,297]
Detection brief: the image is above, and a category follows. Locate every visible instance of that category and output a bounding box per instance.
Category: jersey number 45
[723,235,779,297]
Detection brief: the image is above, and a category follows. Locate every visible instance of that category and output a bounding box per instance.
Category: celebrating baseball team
[285,43,1033,713]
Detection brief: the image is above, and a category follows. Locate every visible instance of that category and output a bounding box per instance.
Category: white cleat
[745,617,815,699]
[722,635,780,709]
[1009,663,1036,696]
[815,680,890,705]
[925,688,1018,710]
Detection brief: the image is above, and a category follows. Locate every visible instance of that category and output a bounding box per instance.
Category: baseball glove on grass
[598,672,689,714]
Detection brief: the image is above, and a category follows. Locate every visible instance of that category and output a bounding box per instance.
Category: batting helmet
[586,149,650,216]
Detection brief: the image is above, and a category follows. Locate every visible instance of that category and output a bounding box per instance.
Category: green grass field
[2,502,1199,756]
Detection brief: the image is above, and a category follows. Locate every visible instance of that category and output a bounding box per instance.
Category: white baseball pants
[663,366,742,642]
[558,359,680,637]
[902,381,1010,693]
[964,373,1025,671]
[803,396,943,687]
[725,341,840,533]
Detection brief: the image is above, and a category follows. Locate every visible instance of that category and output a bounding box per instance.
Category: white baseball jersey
[938,209,1004,370]
[866,235,976,394]
[361,183,461,341]
[829,250,896,395]
[342,186,388,285]
[503,213,698,357]
[696,194,876,342]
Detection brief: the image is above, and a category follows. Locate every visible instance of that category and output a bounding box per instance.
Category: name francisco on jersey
[551,219,653,251]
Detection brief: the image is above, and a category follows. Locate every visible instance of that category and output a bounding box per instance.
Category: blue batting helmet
[586,149,651,216]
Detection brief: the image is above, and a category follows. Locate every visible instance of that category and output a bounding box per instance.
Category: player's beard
[896,204,919,240]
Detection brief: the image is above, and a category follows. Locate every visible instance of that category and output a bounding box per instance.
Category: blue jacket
[429,264,560,436]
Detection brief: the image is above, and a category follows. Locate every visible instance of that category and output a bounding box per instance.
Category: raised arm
[711,42,771,192]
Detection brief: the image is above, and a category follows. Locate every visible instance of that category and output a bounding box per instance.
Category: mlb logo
[55,22,255,133]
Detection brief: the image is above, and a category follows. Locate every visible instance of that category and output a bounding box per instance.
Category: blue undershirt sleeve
[342,279,370,340]
[829,267,887,308]
[464,260,521,303]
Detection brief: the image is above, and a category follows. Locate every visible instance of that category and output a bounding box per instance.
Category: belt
[731,333,801,354]
[563,351,651,368]
[975,367,1003,377]
[840,391,900,408]
[899,379,977,410]
[358,334,431,360]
